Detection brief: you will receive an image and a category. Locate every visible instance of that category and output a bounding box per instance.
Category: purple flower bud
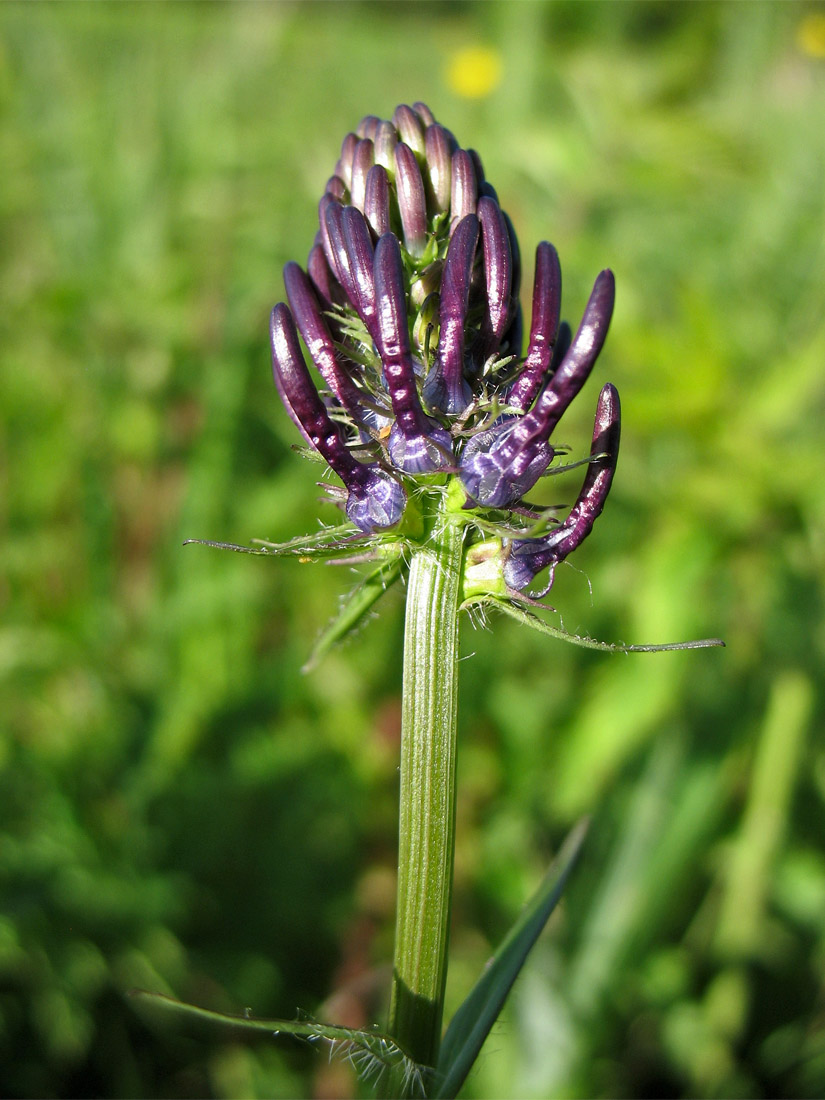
[373,233,452,473]
[357,114,381,141]
[325,175,348,202]
[392,104,426,157]
[477,196,513,358]
[412,101,436,128]
[350,138,374,212]
[503,210,521,303]
[364,164,391,238]
[424,124,454,214]
[283,261,365,417]
[307,242,339,310]
[270,303,405,532]
[503,383,621,591]
[459,270,615,507]
[373,120,398,173]
[507,242,562,411]
[450,149,478,231]
[394,142,428,258]
[423,214,479,414]
[341,205,378,337]
[468,148,485,186]
[323,202,379,344]
[335,132,359,188]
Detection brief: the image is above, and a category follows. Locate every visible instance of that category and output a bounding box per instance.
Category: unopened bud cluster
[270,103,620,595]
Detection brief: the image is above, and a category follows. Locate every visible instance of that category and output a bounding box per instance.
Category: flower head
[269,103,620,596]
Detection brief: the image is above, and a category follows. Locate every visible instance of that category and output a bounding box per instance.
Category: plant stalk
[387,497,464,1084]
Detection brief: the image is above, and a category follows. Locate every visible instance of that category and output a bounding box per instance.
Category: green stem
[388,496,464,1085]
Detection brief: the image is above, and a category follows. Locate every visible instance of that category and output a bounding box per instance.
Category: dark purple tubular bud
[341,206,378,338]
[374,120,398,173]
[392,104,426,157]
[424,124,454,214]
[373,233,453,474]
[270,304,405,532]
[350,139,374,212]
[459,269,615,507]
[357,114,380,141]
[394,142,428,258]
[335,132,359,188]
[503,210,521,304]
[423,214,479,414]
[325,175,348,202]
[412,101,436,127]
[507,242,562,411]
[503,383,621,592]
[318,192,342,278]
[477,196,513,358]
[283,261,364,416]
[307,242,339,310]
[468,148,485,186]
[322,204,380,347]
[364,164,391,238]
[450,150,478,230]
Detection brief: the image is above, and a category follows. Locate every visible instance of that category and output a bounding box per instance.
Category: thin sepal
[465,596,725,653]
[183,523,371,560]
[435,819,590,1100]
[302,555,404,672]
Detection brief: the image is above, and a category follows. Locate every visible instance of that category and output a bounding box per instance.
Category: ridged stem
[387,493,464,1088]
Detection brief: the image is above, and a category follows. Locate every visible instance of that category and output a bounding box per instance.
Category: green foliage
[1,2,824,1097]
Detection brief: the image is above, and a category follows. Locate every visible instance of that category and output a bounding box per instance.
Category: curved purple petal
[364,163,391,238]
[424,124,454,214]
[503,383,621,591]
[507,242,562,411]
[423,214,479,414]
[459,269,614,507]
[350,138,374,212]
[478,196,513,359]
[373,233,452,473]
[394,142,428,258]
[450,150,478,230]
[283,261,364,417]
[392,104,425,157]
[270,303,405,531]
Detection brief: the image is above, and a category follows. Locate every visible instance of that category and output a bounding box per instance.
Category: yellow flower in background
[445,45,503,99]
[797,12,825,58]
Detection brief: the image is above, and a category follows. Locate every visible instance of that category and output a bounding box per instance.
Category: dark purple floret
[357,114,381,141]
[341,205,378,336]
[477,196,513,360]
[459,269,615,507]
[450,150,478,230]
[507,242,562,411]
[394,142,428,258]
[393,104,425,157]
[350,139,375,212]
[270,304,405,531]
[503,383,621,592]
[373,233,452,473]
[364,164,391,237]
[423,214,479,414]
[424,124,454,214]
[335,132,359,188]
[283,261,365,417]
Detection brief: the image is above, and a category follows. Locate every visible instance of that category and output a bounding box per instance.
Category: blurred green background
[2,2,824,1097]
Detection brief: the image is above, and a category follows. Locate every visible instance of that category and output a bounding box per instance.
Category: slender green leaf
[129,990,424,1094]
[303,556,404,671]
[435,818,590,1099]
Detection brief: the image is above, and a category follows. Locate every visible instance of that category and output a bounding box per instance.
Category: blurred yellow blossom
[797,12,825,58]
[445,45,503,99]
